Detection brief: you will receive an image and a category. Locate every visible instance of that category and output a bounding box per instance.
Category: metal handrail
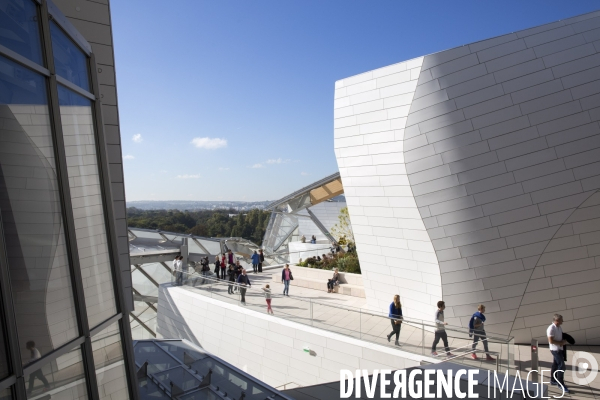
[174,271,513,344]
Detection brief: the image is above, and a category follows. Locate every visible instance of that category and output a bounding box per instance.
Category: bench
[271,265,365,298]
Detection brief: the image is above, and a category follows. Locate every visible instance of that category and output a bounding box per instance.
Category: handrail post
[422,322,425,355]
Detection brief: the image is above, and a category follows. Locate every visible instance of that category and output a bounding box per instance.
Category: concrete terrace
[177,268,600,398]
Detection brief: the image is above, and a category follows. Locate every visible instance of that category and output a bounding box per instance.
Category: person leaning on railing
[386,295,403,346]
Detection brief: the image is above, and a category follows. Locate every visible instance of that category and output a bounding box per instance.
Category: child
[262,284,273,314]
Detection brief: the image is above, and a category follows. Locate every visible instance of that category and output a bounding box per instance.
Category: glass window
[0,0,43,65]
[133,342,179,374]
[0,387,11,400]
[24,345,87,398]
[92,322,129,400]
[50,22,89,91]
[154,366,200,392]
[58,85,117,328]
[0,287,9,380]
[0,55,79,364]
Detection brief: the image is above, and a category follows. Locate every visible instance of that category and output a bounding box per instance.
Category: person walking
[251,251,260,274]
[237,269,251,305]
[469,304,495,361]
[327,268,339,293]
[258,249,264,273]
[311,235,316,244]
[263,284,273,314]
[233,261,242,292]
[548,314,569,393]
[227,265,236,294]
[214,256,221,279]
[26,341,50,394]
[221,253,226,270]
[431,301,454,357]
[386,295,403,346]
[281,264,293,296]
[228,249,235,267]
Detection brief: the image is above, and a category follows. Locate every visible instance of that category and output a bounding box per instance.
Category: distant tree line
[127,208,271,245]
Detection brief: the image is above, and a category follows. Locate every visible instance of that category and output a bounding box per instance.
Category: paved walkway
[180,269,600,398]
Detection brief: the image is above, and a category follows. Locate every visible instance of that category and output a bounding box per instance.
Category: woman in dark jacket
[281,264,293,296]
[387,295,403,346]
[214,256,221,279]
[258,249,265,273]
[227,265,236,294]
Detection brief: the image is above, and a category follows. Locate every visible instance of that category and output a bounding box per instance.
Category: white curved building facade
[334,10,600,344]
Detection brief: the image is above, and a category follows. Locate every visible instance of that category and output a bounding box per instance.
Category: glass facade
[50,22,90,91]
[0,0,136,398]
[58,85,117,328]
[0,0,43,65]
[92,322,129,400]
[0,54,80,363]
[24,345,88,398]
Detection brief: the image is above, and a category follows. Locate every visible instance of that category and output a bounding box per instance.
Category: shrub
[296,252,360,274]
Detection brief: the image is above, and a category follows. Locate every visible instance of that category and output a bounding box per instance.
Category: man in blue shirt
[237,269,251,305]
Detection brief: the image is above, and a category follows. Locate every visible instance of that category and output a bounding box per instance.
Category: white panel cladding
[334,10,600,344]
[157,286,424,389]
[334,57,442,320]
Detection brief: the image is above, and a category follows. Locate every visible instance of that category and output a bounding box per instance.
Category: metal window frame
[89,48,141,400]
[39,2,100,399]
[0,0,139,398]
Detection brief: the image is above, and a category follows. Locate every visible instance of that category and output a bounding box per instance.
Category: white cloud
[251,163,263,169]
[218,167,230,171]
[123,155,135,160]
[266,158,291,164]
[176,174,201,179]
[301,172,308,176]
[132,133,143,143]
[191,137,227,149]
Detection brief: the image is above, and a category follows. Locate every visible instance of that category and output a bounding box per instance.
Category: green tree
[330,207,354,245]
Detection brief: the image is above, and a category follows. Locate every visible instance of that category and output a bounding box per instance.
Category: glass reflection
[0,287,9,380]
[58,85,117,328]
[0,0,43,65]
[0,387,11,400]
[92,322,129,400]
[50,22,89,91]
[0,55,79,364]
[24,345,87,398]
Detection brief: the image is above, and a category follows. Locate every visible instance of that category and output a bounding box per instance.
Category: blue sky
[111,0,600,202]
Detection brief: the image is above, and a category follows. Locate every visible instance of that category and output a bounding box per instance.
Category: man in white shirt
[26,341,50,393]
[174,255,183,286]
[547,314,569,393]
